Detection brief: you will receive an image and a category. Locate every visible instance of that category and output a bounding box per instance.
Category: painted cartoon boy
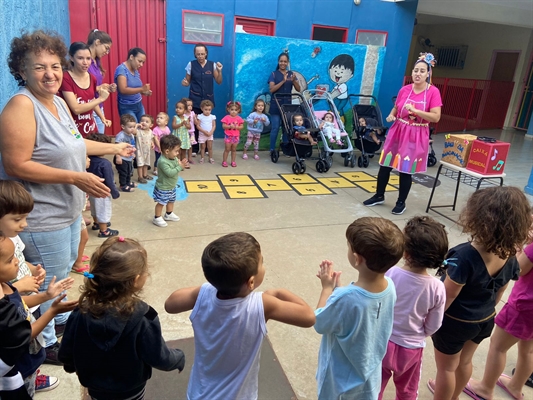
[329,54,355,116]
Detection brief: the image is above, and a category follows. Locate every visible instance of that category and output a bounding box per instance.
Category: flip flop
[497,374,524,400]
[71,264,90,274]
[81,255,90,263]
[462,380,487,400]
[427,379,436,394]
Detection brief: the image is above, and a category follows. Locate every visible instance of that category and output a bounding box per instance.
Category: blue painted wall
[168,0,418,136]
[0,0,71,110]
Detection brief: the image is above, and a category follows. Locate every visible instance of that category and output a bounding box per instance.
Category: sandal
[209,158,215,164]
[138,178,147,184]
[231,162,237,167]
[254,155,260,160]
[242,154,248,160]
[188,159,195,164]
[91,222,111,230]
[81,255,90,263]
[145,175,153,180]
[71,264,90,274]
[222,161,228,167]
[120,185,134,192]
[129,182,138,188]
[98,228,119,238]
[199,158,204,164]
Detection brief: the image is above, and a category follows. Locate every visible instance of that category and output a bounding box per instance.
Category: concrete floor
[36,129,533,400]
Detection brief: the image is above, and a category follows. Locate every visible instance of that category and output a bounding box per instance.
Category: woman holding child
[363,52,442,215]
[0,30,134,364]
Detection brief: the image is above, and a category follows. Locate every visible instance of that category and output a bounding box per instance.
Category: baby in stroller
[319,112,343,145]
[293,114,318,145]
[358,117,385,145]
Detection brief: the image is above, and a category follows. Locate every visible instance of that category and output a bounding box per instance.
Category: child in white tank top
[165,232,316,400]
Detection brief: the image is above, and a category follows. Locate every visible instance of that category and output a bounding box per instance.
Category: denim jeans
[19,216,81,347]
[269,113,289,151]
[118,101,145,123]
[93,109,105,134]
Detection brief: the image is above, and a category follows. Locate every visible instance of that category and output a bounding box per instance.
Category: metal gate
[69,0,167,135]
[403,76,514,134]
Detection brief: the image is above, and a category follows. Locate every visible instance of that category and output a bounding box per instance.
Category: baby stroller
[349,94,388,168]
[391,96,437,167]
[304,89,354,171]
[271,92,325,174]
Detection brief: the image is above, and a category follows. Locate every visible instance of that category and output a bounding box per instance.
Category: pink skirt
[495,302,533,341]
[379,120,429,174]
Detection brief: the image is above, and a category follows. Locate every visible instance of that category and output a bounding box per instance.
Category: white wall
[407,22,533,127]
[417,0,533,29]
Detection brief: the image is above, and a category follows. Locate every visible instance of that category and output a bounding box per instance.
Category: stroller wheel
[350,156,356,168]
[363,156,370,168]
[357,156,363,168]
[292,162,302,175]
[344,155,350,167]
[300,162,307,174]
[326,155,333,168]
[316,160,326,173]
[428,154,437,167]
[271,150,279,163]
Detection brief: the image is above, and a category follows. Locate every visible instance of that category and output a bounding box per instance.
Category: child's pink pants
[378,340,424,400]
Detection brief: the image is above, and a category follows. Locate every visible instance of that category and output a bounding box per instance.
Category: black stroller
[349,94,388,168]
[391,96,437,167]
[271,92,326,174]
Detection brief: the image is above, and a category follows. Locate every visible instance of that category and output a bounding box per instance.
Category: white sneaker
[152,216,168,227]
[163,212,180,222]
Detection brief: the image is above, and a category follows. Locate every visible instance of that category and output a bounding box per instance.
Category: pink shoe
[329,138,335,144]
[231,162,237,167]
[242,154,248,160]
[254,154,260,160]
[337,140,343,145]
[222,161,228,167]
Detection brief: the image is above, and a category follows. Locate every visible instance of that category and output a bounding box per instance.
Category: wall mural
[233,33,386,148]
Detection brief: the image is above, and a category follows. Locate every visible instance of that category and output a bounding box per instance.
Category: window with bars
[356,30,387,47]
[183,10,224,46]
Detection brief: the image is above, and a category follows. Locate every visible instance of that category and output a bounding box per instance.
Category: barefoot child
[428,186,532,400]
[153,112,170,176]
[58,237,185,400]
[165,232,315,400]
[152,135,188,228]
[379,216,448,399]
[315,217,404,400]
[243,99,270,161]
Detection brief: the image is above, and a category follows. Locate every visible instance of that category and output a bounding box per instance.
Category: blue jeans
[269,114,288,151]
[118,101,145,123]
[19,216,81,347]
[93,109,105,134]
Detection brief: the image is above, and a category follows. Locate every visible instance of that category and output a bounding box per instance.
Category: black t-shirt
[444,242,519,322]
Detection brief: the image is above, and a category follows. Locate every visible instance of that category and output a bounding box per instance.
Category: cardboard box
[441,134,477,167]
[466,139,510,175]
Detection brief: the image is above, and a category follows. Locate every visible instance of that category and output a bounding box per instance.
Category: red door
[69,0,166,135]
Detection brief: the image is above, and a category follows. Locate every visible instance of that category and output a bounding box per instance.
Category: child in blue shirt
[114,114,137,192]
[314,217,404,400]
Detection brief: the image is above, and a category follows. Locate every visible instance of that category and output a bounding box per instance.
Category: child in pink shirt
[152,112,170,176]
[379,216,448,399]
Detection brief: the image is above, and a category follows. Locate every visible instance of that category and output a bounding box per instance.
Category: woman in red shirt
[60,42,111,137]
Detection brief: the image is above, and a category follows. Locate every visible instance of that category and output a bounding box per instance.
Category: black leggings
[376,166,412,202]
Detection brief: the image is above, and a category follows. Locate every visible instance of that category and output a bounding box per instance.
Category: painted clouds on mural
[234,33,386,118]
